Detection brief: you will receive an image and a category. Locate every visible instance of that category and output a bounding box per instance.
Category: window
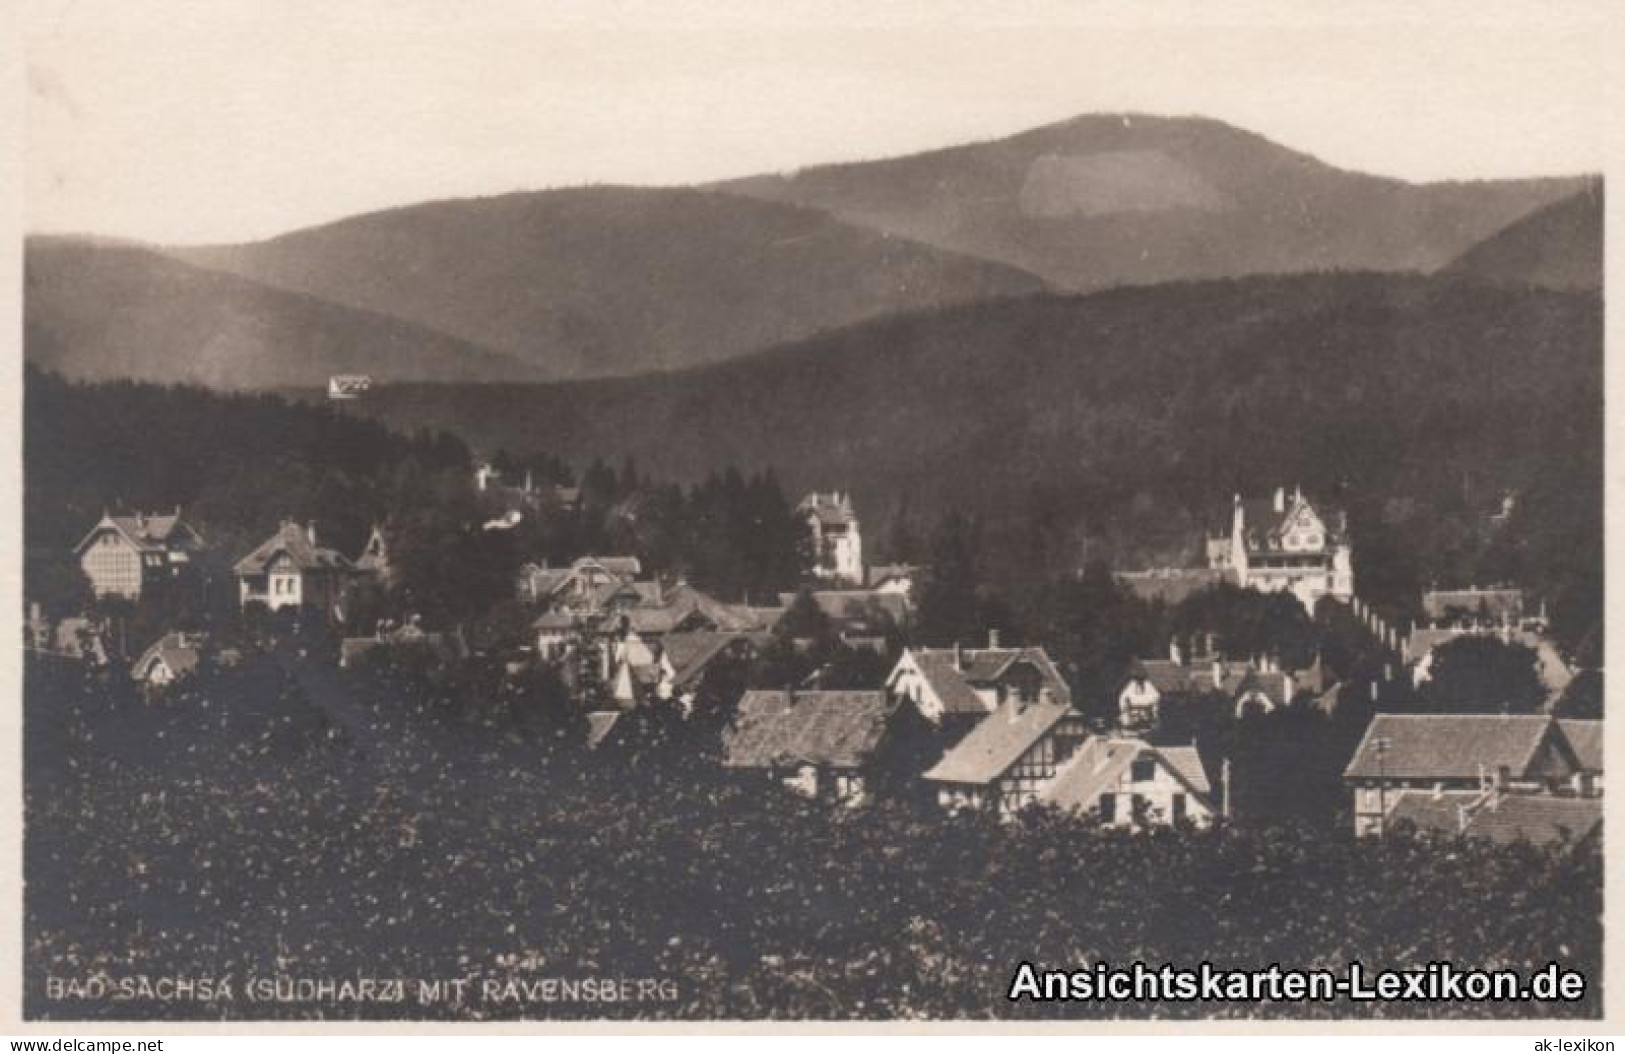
[1130,758,1157,783]
[1172,793,1187,825]
[1098,793,1116,824]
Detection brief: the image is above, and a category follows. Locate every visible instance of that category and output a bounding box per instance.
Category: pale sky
[24,0,1615,245]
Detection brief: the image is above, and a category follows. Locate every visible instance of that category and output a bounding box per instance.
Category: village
[31,464,1603,850]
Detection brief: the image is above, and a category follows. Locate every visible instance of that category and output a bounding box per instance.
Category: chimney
[524,469,534,495]
[988,628,1001,650]
[953,641,964,672]
[1169,638,1183,666]
[1273,487,1285,513]
[307,521,318,546]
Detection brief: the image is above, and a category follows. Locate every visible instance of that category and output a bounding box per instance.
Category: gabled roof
[585,711,623,750]
[1387,790,1602,847]
[866,563,922,587]
[798,491,857,527]
[923,696,1074,785]
[1126,659,1286,703]
[1220,489,1348,552]
[74,511,200,556]
[1456,792,1602,847]
[617,583,762,635]
[1344,714,1564,782]
[233,522,353,576]
[1157,746,1213,795]
[723,690,896,770]
[1039,737,1213,812]
[533,610,579,631]
[660,631,741,689]
[1383,789,1487,840]
[895,646,1073,716]
[518,564,573,597]
[353,526,392,573]
[1557,719,1602,773]
[575,555,642,579]
[1233,668,1294,707]
[131,632,202,682]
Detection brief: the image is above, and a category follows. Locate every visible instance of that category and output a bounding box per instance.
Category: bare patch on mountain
[1017,150,1230,219]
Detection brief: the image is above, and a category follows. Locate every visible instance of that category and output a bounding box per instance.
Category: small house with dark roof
[1116,646,1306,728]
[1343,714,1582,837]
[519,555,644,611]
[922,692,1087,816]
[887,634,1073,740]
[131,631,204,687]
[723,690,900,803]
[1039,737,1216,828]
[656,631,751,704]
[74,509,205,600]
[233,521,354,612]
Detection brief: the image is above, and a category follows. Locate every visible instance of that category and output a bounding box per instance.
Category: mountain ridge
[714,113,1594,291]
[25,238,542,389]
[1445,181,1603,291]
[164,185,1051,381]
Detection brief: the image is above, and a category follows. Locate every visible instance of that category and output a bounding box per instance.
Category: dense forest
[335,272,1602,649]
[24,367,809,630]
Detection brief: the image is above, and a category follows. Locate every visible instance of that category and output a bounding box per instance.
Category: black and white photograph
[10,0,1613,1032]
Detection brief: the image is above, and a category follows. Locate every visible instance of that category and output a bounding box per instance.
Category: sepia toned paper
[3,0,1621,1035]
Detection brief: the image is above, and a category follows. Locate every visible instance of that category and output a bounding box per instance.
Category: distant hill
[25,238,539,389]
[335,273,1600,599]
[168,187,1049,380]
[1445,182,1603,291]
[716,114,1593,291]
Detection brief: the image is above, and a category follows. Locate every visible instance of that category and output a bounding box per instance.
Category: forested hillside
[24,239,542,387]
[717,114,1589,290]
[337,272,1601,638]
[1445,182,1604,292]
[168,187,1048,380]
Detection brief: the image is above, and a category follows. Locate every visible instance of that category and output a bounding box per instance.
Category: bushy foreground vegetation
[25,653,1600,1022]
